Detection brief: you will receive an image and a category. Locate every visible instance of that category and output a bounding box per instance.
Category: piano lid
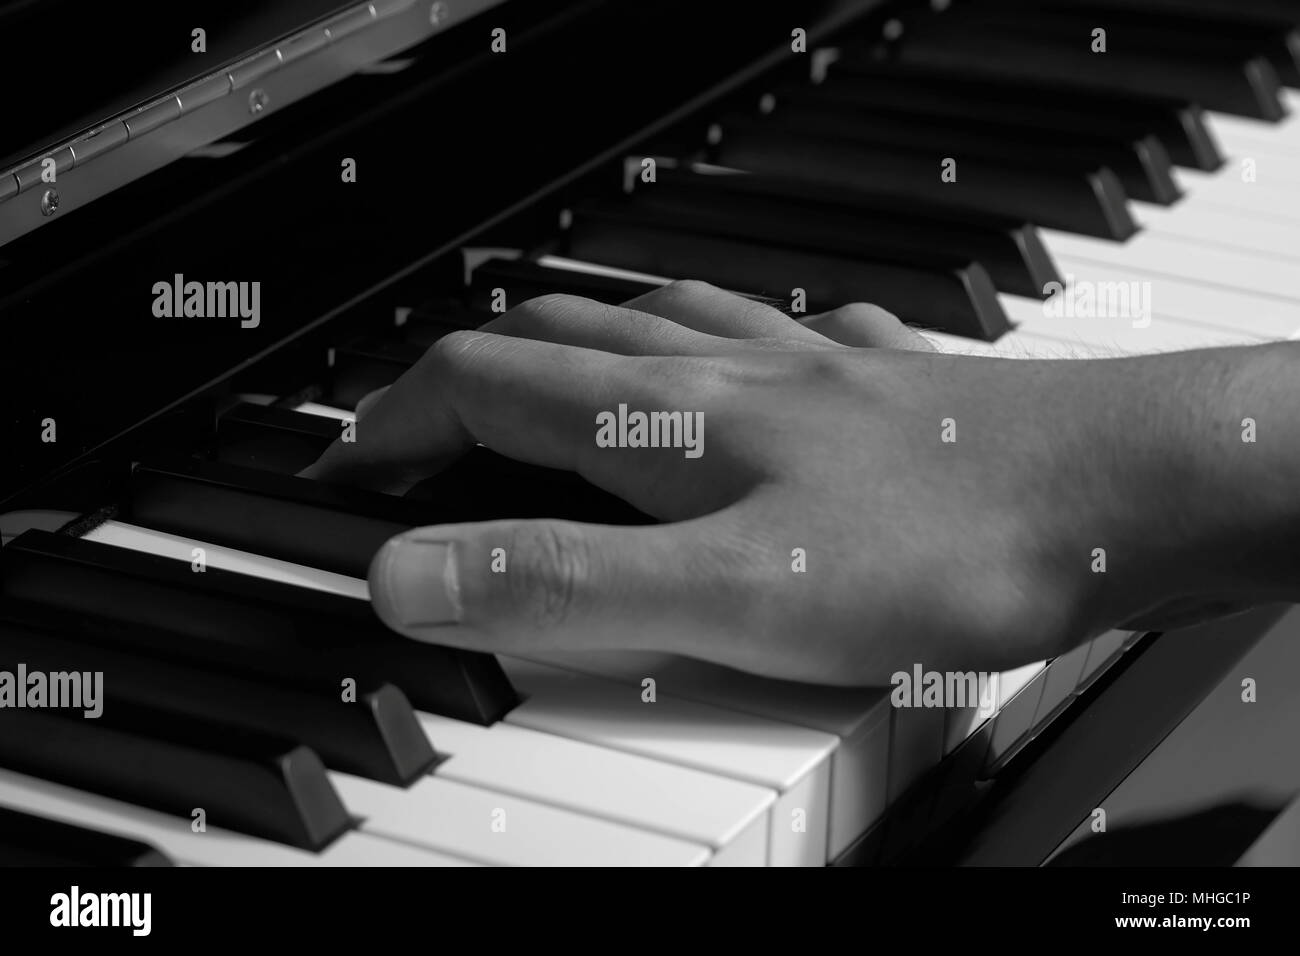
[0,0,507,248]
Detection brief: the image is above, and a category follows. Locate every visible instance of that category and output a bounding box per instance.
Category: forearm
[1097,341,1300,626]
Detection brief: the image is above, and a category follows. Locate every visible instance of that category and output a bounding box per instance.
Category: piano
[1,0,1298,867]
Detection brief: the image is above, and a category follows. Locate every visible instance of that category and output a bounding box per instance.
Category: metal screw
[40,189,59,217]
[429,2,448,26]
[248,89,269,115]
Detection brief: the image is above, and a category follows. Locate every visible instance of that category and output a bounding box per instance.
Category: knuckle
[737,296,782,327]
[504,522,590,630]
[426,328,493,369]
[660,278,720,302]
[511,293,584,326]
[833,302,898,326]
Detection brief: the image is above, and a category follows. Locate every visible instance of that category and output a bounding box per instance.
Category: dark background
[0,0,866,509]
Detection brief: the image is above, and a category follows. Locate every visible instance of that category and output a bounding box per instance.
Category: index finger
[301,321,634,493]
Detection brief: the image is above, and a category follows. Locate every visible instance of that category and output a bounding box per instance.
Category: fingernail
[369,535,461,630]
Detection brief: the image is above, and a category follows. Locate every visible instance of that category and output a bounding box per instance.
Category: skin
[303,281,1300,685]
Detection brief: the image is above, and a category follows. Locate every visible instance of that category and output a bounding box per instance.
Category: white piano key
[82,520,369,600]
[76,522,774,868]
[981,662,1048,775]
[1210,111,1300,153]
[0,769,472,867]
[522,649,890,860]
[918,331,1005,356]
[1030,641,1093,730]
[707,814,770,866]
[1215,136,1300,174]
[418,709,774,853]
[536,253,674,287]
[942,707,990,756]
[995,329,1125,357]
[293,401,356,422]
[1002,294,1257,354]
[1211,136,1300,184]
[1188,164,1300,194]
[1206,113,1300,156]
[888,706,945,801]
[232,392,278,406]
[1170,168,1300,225]
[921,329,1090,359]
[1075,629,1131,693]
[1042,229,1300,304]
[942,672,1000,756]
[1039,260,1300,341]
[1134,202,1300,265]
[997,662,1047,708]
[333,773,710,866]
[500,657,836,866]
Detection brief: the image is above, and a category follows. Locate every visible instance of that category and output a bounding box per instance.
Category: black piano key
[131,458,409,577]
[329,339,428,410]
[0,621,436,786]
[896,17,1286,119]
[402,297,483,348]
[148,449,648,564]
[405,445,655,525]
[407,296,482,326]
[0,696,350,851]
[754,91,1180,204]
[644,166,1061,299]
[566,209,1010,340]
[0,528,518,725]
[712,120,1136,240]
[824,57,1223,170]
[575,191,1008,279]
[215,402,343,473]
[0,805,173,867]
[952,1,1300,86]
[137,453,652,565]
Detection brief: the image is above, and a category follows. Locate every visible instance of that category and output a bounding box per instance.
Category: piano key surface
[78,520,835,865]
[0,770,476,867]
[63,516,1140,864]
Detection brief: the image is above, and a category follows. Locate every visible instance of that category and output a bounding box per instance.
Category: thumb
[367,516,756,655]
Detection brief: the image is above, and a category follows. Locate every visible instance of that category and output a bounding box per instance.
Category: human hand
[303,281,1299,684]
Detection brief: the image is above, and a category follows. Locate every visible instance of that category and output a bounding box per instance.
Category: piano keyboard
[3,0,1299,866]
